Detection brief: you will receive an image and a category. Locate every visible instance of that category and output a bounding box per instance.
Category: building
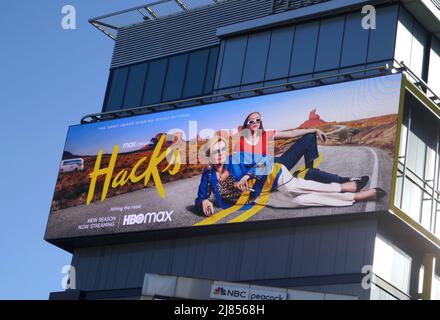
[48,0,440,300]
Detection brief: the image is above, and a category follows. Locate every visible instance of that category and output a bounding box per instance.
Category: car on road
[60,158,84,173]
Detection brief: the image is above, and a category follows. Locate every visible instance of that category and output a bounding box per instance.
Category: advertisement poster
[45,74,403,240]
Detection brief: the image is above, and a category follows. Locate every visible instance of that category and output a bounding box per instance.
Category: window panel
[421,198,432,230]
[218,36,248,89]
[425,146,436,185]
[290,21,319,76]
[123,63,148,108]
[395,175,403,208]
[162,54,189,102]
[394,8,414,67]
[204,47,220,94]
[265,26,295,81]
[433,275,440,300]
[367,5,399,63]
[183,49,210,98]
[409,22,427,79]
[398,108,410,157]
[142,58,168,105]
[401,179,422,222]
[428,37,440,95]
[314,16,345,72]
[373,236,411,294]
[436,202,440,237]
[106,67,129,111]
[241,31,271,85]
[340,13,369,68]
[406,130,426,179]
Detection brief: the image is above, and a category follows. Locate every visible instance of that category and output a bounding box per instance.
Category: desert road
[46,145,393,239]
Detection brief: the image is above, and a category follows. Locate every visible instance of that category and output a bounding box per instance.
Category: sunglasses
[211,146,228,156]
[247,118,262,126]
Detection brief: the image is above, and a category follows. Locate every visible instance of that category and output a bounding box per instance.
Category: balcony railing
[89,0,228,40]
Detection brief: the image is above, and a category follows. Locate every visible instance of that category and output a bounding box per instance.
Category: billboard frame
[46,71,426,251]
[389,73,440,248]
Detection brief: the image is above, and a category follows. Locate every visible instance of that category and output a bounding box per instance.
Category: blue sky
[0,0,156,300]
[65,74,402,155]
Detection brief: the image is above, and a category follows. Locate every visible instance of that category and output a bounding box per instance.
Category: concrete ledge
[49,290,85,300]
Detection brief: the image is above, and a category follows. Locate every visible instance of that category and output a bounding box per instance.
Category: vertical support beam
[430,132,439,231]
[400,107,412,209]
[421,253,435,300]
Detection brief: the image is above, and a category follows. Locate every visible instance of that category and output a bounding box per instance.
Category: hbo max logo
[122,211,173,225]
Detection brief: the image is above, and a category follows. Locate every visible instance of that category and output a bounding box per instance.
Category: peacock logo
[213,287,226,296]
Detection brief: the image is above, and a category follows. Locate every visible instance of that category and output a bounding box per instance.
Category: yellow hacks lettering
[86,134,181,204]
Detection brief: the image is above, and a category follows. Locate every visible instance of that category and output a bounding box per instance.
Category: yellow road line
[294,152,324,178]
[227,164,281,224]
[298,168,309,179]
[193,180,255,226]
[195,151,323,226]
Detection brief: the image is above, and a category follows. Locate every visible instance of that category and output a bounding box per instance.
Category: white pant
[262,165,355,208]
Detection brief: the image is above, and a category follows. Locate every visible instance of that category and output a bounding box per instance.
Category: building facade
[49,0,440,300]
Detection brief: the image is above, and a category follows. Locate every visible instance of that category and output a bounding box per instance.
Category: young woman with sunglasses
[234,112,369,193]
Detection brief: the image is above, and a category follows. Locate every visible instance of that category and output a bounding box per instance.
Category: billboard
[45,74,403,241]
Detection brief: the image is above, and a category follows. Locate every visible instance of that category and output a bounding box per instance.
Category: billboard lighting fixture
[380,64,390,73]
[223,94,233,100]
[313,79,324,85]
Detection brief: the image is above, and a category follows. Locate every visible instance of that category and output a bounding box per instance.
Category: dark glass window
[162,54,189,102]
[314,16,345,72]
[183,49,210,98]
[241,31,271,85]
[265,26,295,81]
[123,63,148,108]
[290,21,319,76]
[106,67,129,111]
[340,13,369,68]
[218,37,248,89]
[103,47,221,111]
[367,5,399,63]
[142,59,168,105]
[204,47,220,94]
